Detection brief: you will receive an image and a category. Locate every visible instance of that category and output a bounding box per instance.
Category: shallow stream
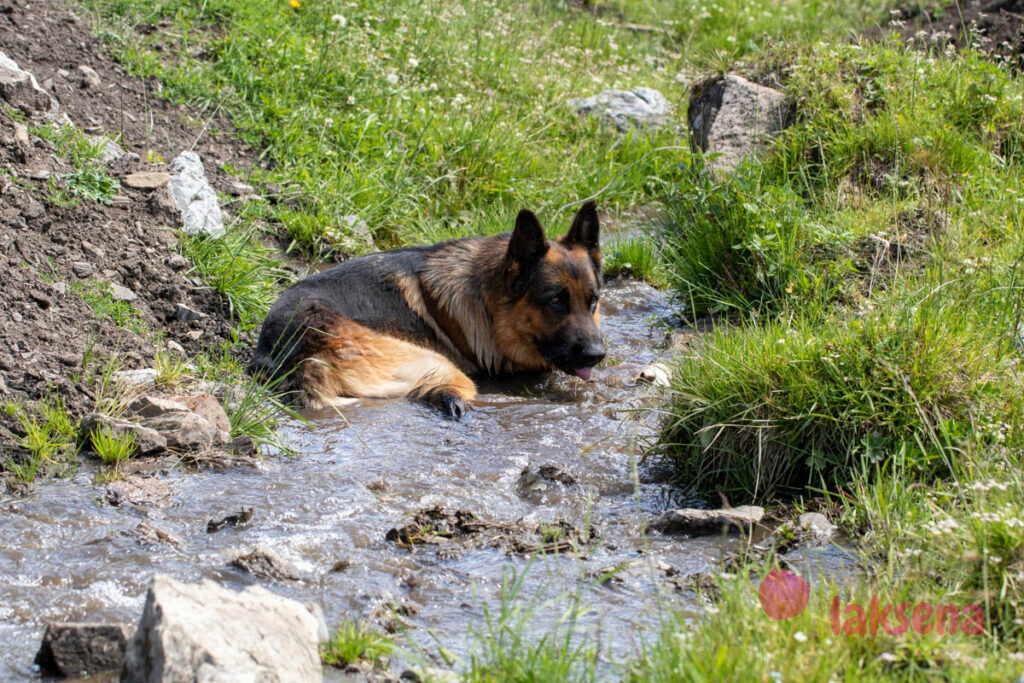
[0,278,802,678]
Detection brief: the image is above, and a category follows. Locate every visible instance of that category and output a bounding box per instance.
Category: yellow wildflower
[289,0,301,7]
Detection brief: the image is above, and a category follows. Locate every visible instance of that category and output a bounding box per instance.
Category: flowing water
[0,278,844,679]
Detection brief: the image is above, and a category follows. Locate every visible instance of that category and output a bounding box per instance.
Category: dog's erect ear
[560,201,601,272]
[505,208,549,296]
[560,201,600,250]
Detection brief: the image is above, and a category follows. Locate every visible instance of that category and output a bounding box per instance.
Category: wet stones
[230,548,302,582]
[647,505,765,536]
[81,392,232,457]
[568,87,671,131]
[688,75,791,174]
[637,361,671,387]
[80,413,167,456]
[125,520,183,549]
[386,506,597,557]
[798,512,838,543]
[105,474,174,508]
[515,464,577,499]
[35,622,132,678]
[206,506,254,533]
[120,574,327,683]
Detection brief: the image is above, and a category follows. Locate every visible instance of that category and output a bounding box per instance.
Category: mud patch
[385,506,599,558]
[895,1,1024,66]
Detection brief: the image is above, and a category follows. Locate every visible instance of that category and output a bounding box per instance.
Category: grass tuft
[320,621,393,669]
[90,424,136,464]
[178,228,290,329]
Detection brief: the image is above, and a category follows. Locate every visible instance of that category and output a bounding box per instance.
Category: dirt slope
[0,0,256,425]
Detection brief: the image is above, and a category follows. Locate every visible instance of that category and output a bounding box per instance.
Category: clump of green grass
[661,283,1016,500]
[224,372,300,453]
[604,234,668,287]
[153,336,191,386]
[89,425,136,464]
[2,397,80,483]
[660,38,1024,497]
[320,621,393,669]
[34,123,121,205]
[178,229,290,329]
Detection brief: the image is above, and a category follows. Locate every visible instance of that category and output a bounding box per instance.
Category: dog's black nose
[578,343,606,367]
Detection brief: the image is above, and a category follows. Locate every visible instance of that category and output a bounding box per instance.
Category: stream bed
[1,278,770,678]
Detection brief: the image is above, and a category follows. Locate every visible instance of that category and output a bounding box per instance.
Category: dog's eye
[548,294,568,314]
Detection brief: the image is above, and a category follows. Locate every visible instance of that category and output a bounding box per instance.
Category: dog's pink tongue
[573,367,593,381]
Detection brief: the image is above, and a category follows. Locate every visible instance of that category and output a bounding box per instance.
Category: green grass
[34,122,121,205]
[80,0,887,257]
[604,234,668,287]
[320,621,393,669]
[177,226,290,329]
[648,35,1024,682]
[463,561,599,683]
[660,39,1024,497]
[2,397,80,483]
[89,424,137,464]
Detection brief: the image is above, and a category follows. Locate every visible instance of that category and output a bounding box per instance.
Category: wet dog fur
[250,202,605,418]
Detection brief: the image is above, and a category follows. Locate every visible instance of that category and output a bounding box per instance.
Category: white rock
[112,368,158,386]
[167,151,225,237]
[798,512,838,541]
[108,283,138,302]
[637,361,671,387]
[89,134,138,165]
[77,65,101,89]
[121,574,327,683]
[568,87,671,132]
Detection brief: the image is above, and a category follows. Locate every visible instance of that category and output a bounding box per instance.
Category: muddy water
[1,279,750,679]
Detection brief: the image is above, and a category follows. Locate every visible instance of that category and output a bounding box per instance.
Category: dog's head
[499,202,605,379]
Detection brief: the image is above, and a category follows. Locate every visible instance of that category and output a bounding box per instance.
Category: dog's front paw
[423,390,466,420]
[439,392,465,420]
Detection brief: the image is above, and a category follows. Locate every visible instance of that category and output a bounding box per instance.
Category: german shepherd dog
[250,202,605,418]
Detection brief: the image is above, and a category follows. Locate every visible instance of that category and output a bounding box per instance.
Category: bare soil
[897,0,1024,64]
[0,0,257,434]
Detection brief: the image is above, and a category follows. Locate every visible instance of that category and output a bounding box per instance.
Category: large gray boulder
[568,87,671,132]
[121,574,327,682]
[688,75,790,174]
[0,51,57,118]
[167,152,225,237]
